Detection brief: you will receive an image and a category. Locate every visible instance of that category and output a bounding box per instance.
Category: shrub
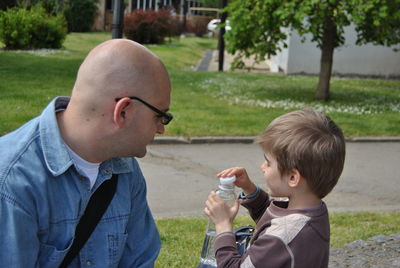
[0,5,67,49]
[187,15,211,37]
[169,15,183,36]
[63,0,99,32]
[171,15,212,37]
[124,9,175,44]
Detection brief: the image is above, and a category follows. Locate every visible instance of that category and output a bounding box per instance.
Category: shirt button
[86,260,93,265]
[79,175,85,181]
[104,169,111,174]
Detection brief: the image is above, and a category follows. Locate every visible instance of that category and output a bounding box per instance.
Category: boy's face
[260,152,291,198]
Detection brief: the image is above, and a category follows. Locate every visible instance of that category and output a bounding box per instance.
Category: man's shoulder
[0,118,40,153]
[0,118,41,182]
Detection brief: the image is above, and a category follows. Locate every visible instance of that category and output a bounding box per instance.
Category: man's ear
[287,168,302,188]
[113,98,131,128]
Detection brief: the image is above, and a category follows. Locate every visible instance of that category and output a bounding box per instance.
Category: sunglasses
[115,96,173,125]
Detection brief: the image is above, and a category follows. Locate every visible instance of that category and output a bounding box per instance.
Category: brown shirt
[214,190,330,268]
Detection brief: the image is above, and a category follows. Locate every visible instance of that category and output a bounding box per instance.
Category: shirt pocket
[108,232,129,266]
[38,239,73,268]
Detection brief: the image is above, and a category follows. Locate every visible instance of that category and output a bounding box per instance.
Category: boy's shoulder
[261,201,329,244]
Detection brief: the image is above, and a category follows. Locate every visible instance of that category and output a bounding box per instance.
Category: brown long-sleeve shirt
[214,189,330,268]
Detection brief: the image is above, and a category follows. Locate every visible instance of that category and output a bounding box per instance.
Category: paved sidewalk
[196,49,272,73]
[138,140,400,218]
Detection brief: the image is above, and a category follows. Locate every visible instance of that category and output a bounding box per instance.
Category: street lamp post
[112,0,124,39]
[218,0,228,71]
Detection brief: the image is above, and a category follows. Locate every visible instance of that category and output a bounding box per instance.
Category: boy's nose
[260,162,265,170]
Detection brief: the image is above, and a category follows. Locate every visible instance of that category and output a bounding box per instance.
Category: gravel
[0,49,70,56]
[329,233,400,267]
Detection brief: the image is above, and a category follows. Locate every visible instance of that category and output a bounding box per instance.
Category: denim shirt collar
[39,97,133,177]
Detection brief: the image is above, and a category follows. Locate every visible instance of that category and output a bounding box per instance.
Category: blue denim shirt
[0,97,161,267]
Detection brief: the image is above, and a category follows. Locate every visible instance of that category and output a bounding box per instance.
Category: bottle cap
[219,176,236,185]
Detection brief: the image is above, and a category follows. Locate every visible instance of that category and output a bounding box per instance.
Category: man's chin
[134,148,147,158]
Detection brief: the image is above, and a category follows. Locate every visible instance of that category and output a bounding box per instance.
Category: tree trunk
[315,14,337,101]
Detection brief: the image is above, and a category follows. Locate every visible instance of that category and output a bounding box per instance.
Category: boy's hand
[217,167,257,196]
[204,191,240,234]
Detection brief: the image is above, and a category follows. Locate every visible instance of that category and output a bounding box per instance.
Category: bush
[63,0,99,32]
[124,9,175,44]
[171,15,212,37]
[0,5,67,49]
[169,15,183,36]
[186,15,212,37]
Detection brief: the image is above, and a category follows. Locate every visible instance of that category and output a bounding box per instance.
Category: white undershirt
[66,145,100,189]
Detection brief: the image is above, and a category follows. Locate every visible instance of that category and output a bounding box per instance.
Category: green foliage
[226,0,400,65]
[124,9,175,44]
[0,5,67,49]
[224,0,400,101]
[63,0,99,32]
[350,0,400,46]
[198,0,220,8]
[17,0,61,15]
[0,8,31,49]
[226,0,348,63]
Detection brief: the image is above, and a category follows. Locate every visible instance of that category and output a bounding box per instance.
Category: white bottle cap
[219,176,236,185]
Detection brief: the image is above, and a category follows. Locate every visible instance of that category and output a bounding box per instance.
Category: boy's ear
[287,168,302,188]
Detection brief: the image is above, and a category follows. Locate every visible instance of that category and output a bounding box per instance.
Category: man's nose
[157,123,165,134]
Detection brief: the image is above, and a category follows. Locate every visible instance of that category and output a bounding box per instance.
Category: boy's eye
[263,154,270,166]
[261,161,269,169]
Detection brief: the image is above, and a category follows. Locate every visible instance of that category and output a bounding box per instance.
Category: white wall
[269,28,290,73]
[273,25,400,77]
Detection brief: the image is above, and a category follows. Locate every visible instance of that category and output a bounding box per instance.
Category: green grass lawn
[0,32,399,137]
[155,211,400,267]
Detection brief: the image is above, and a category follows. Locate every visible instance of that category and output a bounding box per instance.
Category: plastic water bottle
[200,176,236,267]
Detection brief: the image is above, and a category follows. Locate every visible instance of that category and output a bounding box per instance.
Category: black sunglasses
[115,96,173,125]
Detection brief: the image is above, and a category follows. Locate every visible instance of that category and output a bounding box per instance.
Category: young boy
[204,108,346,268]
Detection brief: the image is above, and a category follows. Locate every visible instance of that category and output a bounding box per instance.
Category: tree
[225,0,400,101]
[63,0,99,32]
[198,0,220,8]
[1,0,61,14]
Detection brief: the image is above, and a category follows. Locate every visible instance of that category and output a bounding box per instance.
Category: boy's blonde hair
[255,108,345,198]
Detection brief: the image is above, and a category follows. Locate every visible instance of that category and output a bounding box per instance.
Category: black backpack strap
[59,174,119,268]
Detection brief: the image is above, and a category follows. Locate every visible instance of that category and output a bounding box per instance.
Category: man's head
[61,39,172,161]
[255,108,345,198]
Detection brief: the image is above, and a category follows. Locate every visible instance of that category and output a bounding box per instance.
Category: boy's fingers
[232,200,240,212]
[217,167,241,178]
[204,207,212,217]
[230,200,240,218]
[217,169,231,177]
[207,191,217,202]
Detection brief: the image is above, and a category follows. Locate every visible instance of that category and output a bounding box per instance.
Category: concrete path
[138,141,400,218]
[197,49,272,73]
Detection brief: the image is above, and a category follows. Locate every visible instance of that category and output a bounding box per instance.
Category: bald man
[0,39,172,267]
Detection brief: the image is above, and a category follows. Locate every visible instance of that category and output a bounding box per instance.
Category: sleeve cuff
[214,231,236,252]
[239,185,260,199]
